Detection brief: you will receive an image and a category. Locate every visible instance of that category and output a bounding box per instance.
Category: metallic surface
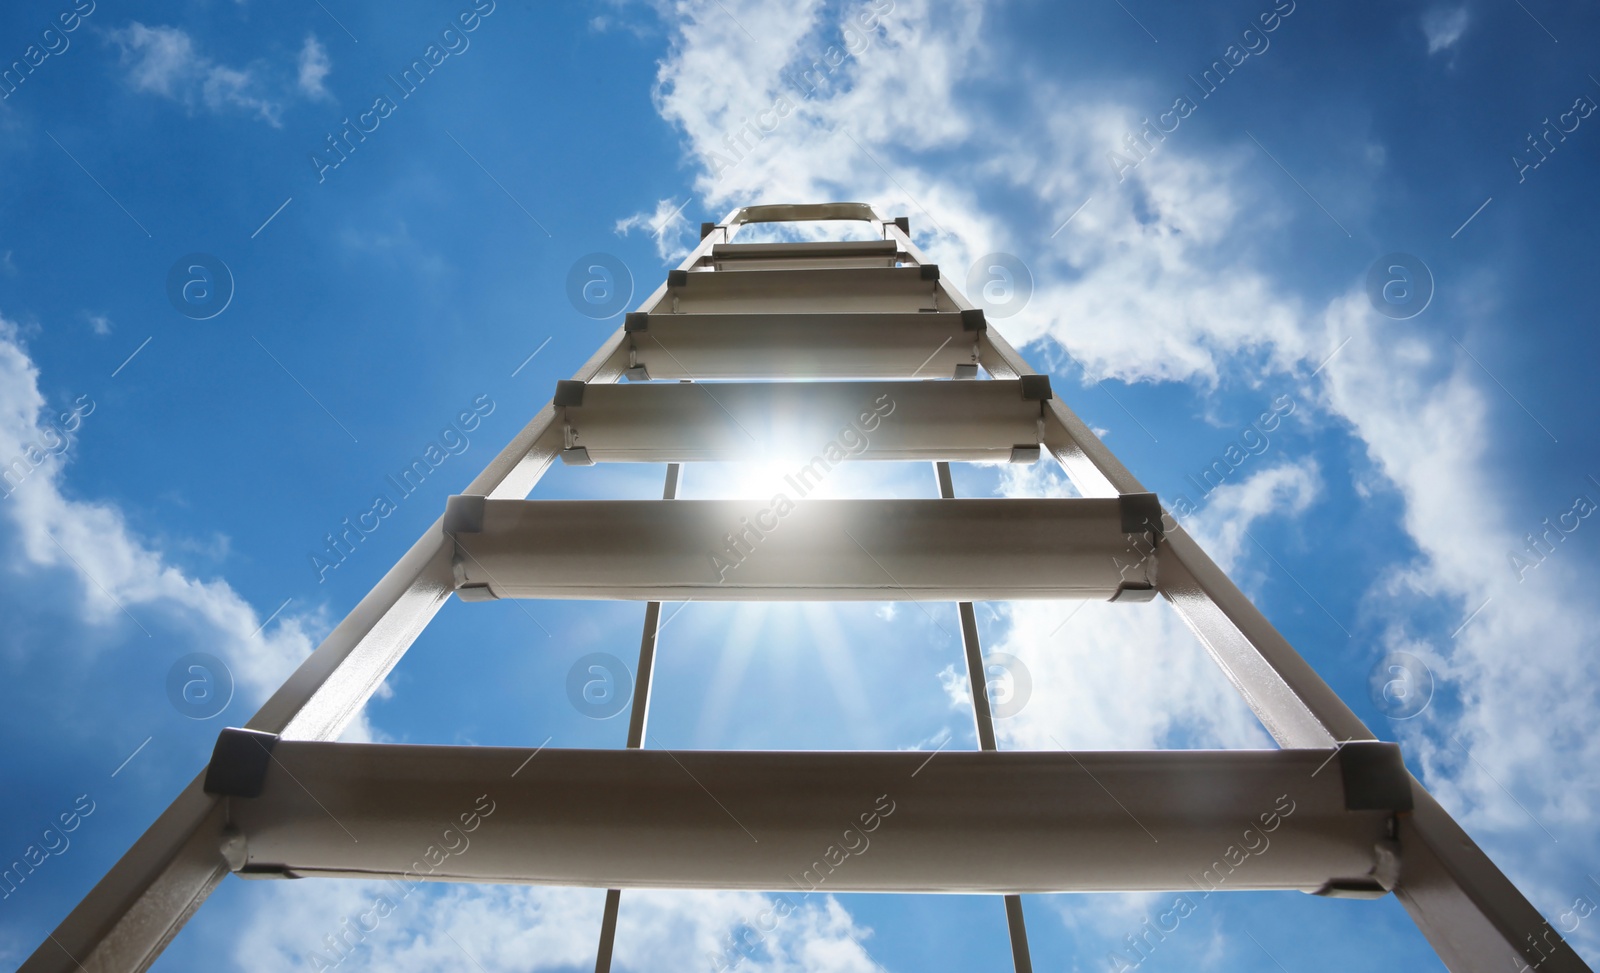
[221,743,1394,895]
[558,379,1040,463]
[28,201,1583,973]
[449,498,1157,601]
[624,312,977,380]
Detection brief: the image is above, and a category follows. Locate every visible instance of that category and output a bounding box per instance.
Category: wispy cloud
[1422,6,1471,54]
[297,33,333,100]
[615,197,696,261]
[0,313,375,741]
[233,881,884,973]
[106,22,306,126]
[639,0,1599,957]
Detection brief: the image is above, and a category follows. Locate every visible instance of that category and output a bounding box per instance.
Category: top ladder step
[648,265,948,314]
[711,240,900,258]
[705,240,903,271]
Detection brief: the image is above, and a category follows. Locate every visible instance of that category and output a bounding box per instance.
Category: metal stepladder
[22,202,1590,973]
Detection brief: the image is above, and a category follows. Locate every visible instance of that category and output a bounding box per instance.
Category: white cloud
[297,34,332,100]
[109,22,198,96]
[107,23,284,126]
[1314,293,1600,814]
[615,197,696,261]
[0,313,376,740]
[1187,457,1320,569]
[1421,6,1470,54]
[590,4,656,41]
[23,1,1574,965]
[982,460,1316,753]
[614,0,1320,755]
[86,312,111,335]
[233,880,883,973]
[635,0,1600,958]
[638,0,1311,387]
[1311,293,1600,954]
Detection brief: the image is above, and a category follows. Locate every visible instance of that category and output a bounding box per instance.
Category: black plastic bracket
[553,380,585,407]
[961,308,987,332]
[624,312,649,333]
[1337,741,1414,812]
[700,222,716,240]
[893,216,910,235]
[1312,879,1391,900]
[1109,582,1158,603]
[1019,375,1053,401]
[443,494,486,534]
[1118,492,1164,537]
[667,269,689,288]
[203,728,279,798]
[918,264,939,281]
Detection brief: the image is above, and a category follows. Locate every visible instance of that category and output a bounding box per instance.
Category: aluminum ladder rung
[204,732,1409,896]
[26,199,1578,973]
[621,310,980,380]
[444,496,1162,602]
[553,377,1047,465]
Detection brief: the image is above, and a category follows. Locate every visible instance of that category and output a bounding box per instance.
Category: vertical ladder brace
[594,462,680,973]
[935,460,1034,973]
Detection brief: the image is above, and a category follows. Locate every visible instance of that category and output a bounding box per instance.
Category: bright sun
[712,459,808,501]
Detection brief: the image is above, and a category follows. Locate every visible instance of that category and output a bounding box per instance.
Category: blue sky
[2,0,1599,970]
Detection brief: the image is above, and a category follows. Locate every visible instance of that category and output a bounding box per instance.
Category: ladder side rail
[881,220,1585,973]
[982,325,1373,749]
[20,212,746,973]
[936,271,1374,748]
[1395,783,1593,973]
[999,322,1582,973]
